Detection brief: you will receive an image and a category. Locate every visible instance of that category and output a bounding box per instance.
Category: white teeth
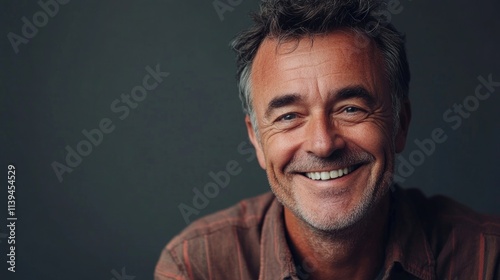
[306,167,352,181]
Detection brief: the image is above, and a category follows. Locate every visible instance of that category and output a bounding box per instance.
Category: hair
[231,0,410,135]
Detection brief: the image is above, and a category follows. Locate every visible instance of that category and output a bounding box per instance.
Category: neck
[285,193,391,280]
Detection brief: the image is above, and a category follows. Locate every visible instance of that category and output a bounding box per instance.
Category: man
[155,0,500,279]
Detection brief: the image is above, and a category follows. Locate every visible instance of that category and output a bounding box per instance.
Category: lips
[303,164,360,181]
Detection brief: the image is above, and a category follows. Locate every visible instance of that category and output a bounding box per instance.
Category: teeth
[306,167,353,181]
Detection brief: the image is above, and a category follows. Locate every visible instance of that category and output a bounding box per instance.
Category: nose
[304,114,345,158]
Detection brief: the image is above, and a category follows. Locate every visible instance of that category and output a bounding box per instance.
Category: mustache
[285,148,375,173]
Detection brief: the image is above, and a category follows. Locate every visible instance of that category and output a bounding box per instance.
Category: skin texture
[245,30,411,279]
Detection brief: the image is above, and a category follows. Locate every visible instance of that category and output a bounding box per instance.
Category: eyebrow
[264,93,303,119]
[263,86,376,119]
[335,86,376,107]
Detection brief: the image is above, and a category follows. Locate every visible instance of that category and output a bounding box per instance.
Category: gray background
[1,0,499,279]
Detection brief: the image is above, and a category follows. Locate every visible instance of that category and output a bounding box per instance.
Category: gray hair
[231,0,410,134]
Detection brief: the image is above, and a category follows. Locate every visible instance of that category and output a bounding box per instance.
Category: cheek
[264,134,300,170]
[341,123,393,158]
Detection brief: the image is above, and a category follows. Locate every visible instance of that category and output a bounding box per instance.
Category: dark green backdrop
[1,0,499,279]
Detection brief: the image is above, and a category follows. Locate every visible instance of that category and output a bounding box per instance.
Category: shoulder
[155,192,275,279]
[398,186,500,278]
[400,187,500,235]
[168,191,275,246]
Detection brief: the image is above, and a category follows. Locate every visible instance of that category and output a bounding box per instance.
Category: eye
[277,113,298,122]
[344,106,362,114]
[334,105,369,123]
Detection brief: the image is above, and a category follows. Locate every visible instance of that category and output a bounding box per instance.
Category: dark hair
[231,0,410,130]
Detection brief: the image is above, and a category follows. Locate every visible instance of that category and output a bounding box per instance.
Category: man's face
[246,30,410,232]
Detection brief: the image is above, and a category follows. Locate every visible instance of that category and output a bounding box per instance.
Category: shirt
[155,186,500,280]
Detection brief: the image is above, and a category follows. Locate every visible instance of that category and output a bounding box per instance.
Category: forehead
[250,30,388,110]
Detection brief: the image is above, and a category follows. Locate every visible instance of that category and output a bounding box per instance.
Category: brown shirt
[155,186,500,280]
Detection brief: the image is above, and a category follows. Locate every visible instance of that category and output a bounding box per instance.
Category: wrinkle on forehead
[253,30,381,75]
[251,30,387,104]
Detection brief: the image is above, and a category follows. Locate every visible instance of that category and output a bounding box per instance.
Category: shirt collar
[383,185,436,280]
[259,185,436,280]
[259,198,297,280]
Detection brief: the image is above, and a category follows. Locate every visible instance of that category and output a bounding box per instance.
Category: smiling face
[246,30,410,232]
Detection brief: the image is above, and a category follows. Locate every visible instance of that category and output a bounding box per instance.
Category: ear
[395,99,412,153]
[245,115,267,169]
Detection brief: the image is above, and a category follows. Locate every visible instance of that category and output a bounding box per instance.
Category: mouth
[302,164,362,181]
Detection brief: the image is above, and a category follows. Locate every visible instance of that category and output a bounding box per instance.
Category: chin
[282,175,392,233]
[293,194,373,232]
